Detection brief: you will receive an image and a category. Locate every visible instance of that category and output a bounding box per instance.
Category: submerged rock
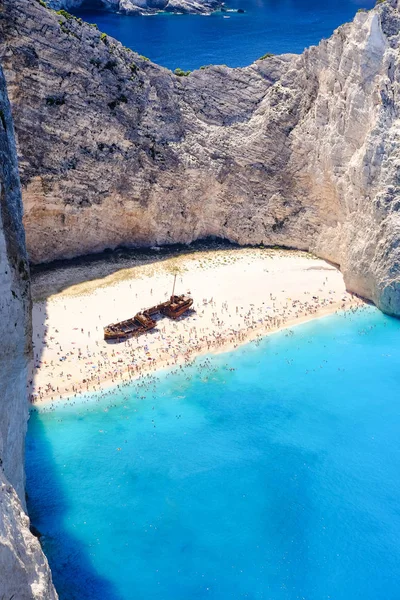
[0,0,400,316]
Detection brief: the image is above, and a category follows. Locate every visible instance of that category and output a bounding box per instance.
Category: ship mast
[171,273,177,300]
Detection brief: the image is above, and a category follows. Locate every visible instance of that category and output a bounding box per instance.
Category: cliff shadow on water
[26,411,123,600]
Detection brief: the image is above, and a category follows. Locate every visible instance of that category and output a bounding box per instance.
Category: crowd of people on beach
[29,281,367,413]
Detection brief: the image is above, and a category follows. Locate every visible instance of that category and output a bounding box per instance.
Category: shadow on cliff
[26,411,123,600]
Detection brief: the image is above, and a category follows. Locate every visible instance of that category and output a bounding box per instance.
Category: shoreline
[32,299,362,409]
[29,248,366,408]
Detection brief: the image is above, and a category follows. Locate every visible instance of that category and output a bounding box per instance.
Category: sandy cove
[30,248,366,407]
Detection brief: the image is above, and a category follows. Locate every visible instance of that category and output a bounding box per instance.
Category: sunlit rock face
[1,0,400,316]
[46,0,222,15]
[0,65,57,600]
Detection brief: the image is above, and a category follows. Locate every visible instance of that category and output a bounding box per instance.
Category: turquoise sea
[26,306,400,600]
[72,0,375,71]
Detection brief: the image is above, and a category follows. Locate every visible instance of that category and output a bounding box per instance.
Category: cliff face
[0,65,57,599]
[1,0,399,316]
[46,0,222,15]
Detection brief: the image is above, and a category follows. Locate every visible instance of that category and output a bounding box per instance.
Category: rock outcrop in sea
[0,66,57,599]
[1,0,399,318]
[46,0,223,15]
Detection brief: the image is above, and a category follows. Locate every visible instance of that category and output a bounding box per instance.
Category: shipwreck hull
[103,295,193,340]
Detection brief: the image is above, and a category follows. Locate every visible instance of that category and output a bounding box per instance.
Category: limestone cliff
[47,0,222,16]
[0,0,399,316]
[0,65,57,599]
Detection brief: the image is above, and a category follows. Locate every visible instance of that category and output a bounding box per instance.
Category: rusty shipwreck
[104,276,193,341]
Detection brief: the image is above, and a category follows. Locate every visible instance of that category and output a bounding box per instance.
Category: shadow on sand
[30,238,244,300]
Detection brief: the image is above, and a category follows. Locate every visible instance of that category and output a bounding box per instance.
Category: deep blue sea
[72,0,375,71]
[26,306,400,600]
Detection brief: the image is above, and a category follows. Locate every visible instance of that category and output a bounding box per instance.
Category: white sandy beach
[30,248,365,406]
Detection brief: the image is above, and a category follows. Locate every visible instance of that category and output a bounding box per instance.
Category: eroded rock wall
[0,0,399,315]
[0,64,57,600]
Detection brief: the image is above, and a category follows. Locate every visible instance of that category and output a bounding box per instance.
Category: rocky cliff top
[1,0,399,316]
